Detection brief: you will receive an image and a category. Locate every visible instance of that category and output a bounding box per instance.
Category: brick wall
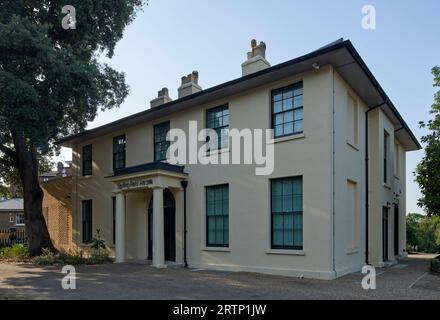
[41,177,74,252]
[0,211,25,230]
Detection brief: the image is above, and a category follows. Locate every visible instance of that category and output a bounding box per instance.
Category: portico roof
[105,162,187,192]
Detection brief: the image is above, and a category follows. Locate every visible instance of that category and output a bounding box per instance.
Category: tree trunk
[12,131,54,256]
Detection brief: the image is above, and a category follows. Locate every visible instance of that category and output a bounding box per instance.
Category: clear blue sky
[58,0,439,214]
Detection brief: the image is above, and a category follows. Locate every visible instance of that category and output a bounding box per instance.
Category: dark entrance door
[148,189,176,261]
[394,203,399,257]
[382,207,389,262]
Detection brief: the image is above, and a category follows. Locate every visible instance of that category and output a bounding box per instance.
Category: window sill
[203,247,230,253]
[79,175,93,180]
[383,183,392,190]
[271,133,305,145]
[346,140,359,151]
[266,249,305,256]
[346,248,359,255]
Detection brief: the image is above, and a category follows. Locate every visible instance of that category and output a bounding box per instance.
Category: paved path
[0,254,438,300]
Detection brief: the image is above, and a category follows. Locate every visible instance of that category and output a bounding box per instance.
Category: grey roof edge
[343,41,422,150]
[56,39,421,150]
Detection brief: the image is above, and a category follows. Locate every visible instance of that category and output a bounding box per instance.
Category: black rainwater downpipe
[365,101,387,265]
[180,180,188,268]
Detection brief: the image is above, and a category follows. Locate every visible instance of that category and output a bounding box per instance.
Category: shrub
[0,244,30,261]
[34,248,113,266]
[58,250,86,265]
[90,229,106,252]
[33,248,58,265]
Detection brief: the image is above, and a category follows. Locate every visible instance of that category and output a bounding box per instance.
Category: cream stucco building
[57,39,421,280]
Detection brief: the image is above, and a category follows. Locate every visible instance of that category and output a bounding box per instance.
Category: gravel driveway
[0,254,438,300]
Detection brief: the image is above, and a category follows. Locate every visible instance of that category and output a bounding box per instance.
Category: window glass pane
[208,230,215,244]
[283,88,293,99]
[275,125,283,137]
[294,120,303,133]
[294,95,303,108]
[293,195,303,211]
[272,180,282,196]
[293,87,303,96]
[284,122,294,135]
[274,114,283,125]
[207,189,215,201]
[283,99,293,111]
[216,230,223,245]
[273,101,282,113]
[283,229,294,247]
[294,108,303,121]
[272,195,282,212]
[273,91,283,102]
[216,216,224,230]
[283,195,293,212]
[273,229,283,247]
[284,111,294,123]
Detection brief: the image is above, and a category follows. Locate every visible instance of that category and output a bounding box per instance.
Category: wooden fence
[0,228,27,247]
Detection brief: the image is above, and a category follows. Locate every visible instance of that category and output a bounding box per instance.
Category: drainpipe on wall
[180,180,188,268]
[364,101,388,265]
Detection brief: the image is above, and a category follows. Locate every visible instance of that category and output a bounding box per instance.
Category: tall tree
[0,1,143,255]
[416,66,440,216]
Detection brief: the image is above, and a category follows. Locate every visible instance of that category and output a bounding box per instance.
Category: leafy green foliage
[32,248,112,265]
[0,155,53,198]
[0,244,30,261]
[406,213,440,253]
[90,229,106,251]
[415,67,440,216]
[0,1,143,252]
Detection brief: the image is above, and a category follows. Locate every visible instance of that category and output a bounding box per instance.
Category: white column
[152,187,166,268]
[115,192,126,263]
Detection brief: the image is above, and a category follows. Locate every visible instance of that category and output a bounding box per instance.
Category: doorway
[148,189,176,262]
[382,207,389,262]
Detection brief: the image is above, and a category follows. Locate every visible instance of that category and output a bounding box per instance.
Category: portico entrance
[106,162,187,268]
[148,189,176,262]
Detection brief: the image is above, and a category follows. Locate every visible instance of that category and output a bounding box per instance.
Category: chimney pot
[150,87,172,108]
[242,39,270,76]
[178,70,202,98]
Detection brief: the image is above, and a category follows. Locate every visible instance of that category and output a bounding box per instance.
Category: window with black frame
[206,105,229,151]
[82,144,92,176]
[82,200,93,244]
[271,82,303,138]
[206,184,229,247]
[271,177,303,250]
[154,121,170,161]
[113,135,126,171]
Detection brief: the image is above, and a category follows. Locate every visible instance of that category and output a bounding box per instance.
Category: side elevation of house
[57,39,421,279]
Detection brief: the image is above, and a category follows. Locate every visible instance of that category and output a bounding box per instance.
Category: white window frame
[15,212,25,226]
